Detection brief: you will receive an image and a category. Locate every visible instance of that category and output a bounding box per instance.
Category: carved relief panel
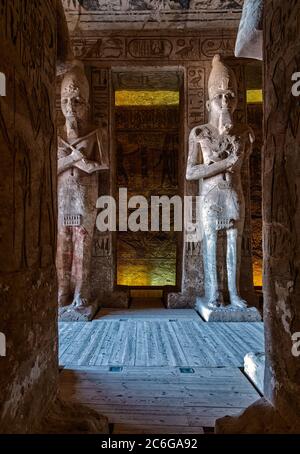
[66,29,254,303]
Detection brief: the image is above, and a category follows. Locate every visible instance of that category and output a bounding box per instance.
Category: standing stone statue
[186,54,260,321]
[57,61,109,320]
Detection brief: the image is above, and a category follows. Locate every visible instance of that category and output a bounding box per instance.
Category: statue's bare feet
[72,294,89,309]
[229,294,248,309]
[207,292,223,309]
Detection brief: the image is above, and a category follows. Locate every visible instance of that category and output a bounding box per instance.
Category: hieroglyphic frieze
[71,35,236,62]
[201,38,236,59]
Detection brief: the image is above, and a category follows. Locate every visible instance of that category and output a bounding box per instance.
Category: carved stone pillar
[90,67,129,308]
[216,0,300,433]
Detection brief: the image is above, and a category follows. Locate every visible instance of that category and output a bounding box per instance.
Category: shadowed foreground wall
[0,1,58,433]
[216,0,300,433]
[263,0,300,426]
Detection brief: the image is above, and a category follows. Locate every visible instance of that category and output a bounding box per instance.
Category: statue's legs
[204,230,223,308]
[71,217,95,308]
[226,227,247,308]
[56,226,73,307]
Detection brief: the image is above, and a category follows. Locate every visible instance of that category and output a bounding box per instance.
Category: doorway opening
[112,68,184,307]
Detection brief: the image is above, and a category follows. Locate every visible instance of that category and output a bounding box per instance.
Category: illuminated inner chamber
[115,90,180,287]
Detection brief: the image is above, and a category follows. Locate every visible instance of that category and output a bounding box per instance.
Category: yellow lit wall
[253,260,263,287]
[115,90,179,106]
[247,89,263,104]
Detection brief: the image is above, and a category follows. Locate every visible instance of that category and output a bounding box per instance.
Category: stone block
[59,301,99,322]
[165,292,196,309]
[100,291,129,308]
[196,298,262,322]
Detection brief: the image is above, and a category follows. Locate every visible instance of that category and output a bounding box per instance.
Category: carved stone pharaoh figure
[186,54,255,310]
[57,61,109,313]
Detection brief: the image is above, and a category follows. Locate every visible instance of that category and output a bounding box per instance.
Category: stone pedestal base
[37,397,109,434]
[165,291,196,309]
[196,298,262,322]
[244,352,265,394]
[99,290,129,308]
[59,301,99,322]
[215,398,296,434]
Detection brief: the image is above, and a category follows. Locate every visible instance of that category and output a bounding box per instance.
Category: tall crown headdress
[208,54,237,100]
[61,60,89,100]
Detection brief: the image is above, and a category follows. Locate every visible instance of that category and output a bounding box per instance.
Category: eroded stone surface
[216,0,300,432]
[215,398,293,434]
[37,397,109,434]
[0,0,66,434]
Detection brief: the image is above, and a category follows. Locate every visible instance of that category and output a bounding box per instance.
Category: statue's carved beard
[218,110,233,135]
[65,115,86,139]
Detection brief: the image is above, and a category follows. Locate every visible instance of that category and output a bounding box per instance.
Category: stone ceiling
[62,0,244,32]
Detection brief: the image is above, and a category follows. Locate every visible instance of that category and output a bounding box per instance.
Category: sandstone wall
[263,0,300,428]
[0,0,59,433]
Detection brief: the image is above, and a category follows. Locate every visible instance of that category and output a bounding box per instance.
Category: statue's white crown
[208,54,237,100]
[61,60,89,100]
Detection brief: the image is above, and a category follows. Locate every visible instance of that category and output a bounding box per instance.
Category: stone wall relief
[70,34,237,62]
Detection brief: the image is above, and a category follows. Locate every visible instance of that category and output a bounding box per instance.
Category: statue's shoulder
[189,124,211,141]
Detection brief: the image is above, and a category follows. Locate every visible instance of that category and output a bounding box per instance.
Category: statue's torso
[57,129,100,223]
[194,124,251,229]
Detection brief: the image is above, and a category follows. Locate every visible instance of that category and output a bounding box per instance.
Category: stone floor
[59,302,264,433]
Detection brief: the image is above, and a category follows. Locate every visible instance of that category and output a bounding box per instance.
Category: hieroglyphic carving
[91,68,110,146]
[115,106,180,286]
[85,38,125,59]
[115,108,179,131]
[113,70,181,90]
[70,33,237,62]
[174,38,200,59]
[127,39,173,59]
[90,67,112,260]
[92,234,111,257]
[187,66,205,127]
[201,37,236,59]
[0,0,57,273]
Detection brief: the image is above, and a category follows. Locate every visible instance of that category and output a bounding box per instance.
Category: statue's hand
[70,147,84,162]
[226,152,239,167]
[79,160,104,174]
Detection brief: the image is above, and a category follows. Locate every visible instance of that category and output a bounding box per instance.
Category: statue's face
[61,90,88,121]
[209,89,238,116]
